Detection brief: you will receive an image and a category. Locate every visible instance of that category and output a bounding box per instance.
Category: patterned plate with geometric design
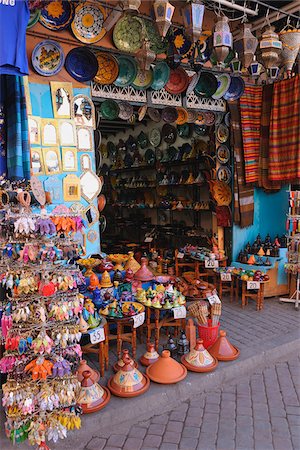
[71,2,106,44]
[39,1,75,31]
[94,52,119,85]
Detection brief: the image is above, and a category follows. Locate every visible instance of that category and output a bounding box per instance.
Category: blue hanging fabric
[0,76,7,177]
[5,75,30,180]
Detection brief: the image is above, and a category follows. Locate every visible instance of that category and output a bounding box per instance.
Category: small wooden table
[241,280,268,311]
[145,306,186,351]
[81,318,109,377]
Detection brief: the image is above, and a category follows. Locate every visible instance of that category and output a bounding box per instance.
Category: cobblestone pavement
[85,354,300,450]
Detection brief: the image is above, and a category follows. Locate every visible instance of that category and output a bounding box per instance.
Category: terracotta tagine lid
[108,355,150,398]
[146,350,187,384]
[208,330,240,361]
[140,343,160,367]
[181,339,218,373]
[77,370,111,414]
[247,254,256,265]
[134,257,154,282]
[113,349,138,372]
[100,270,113,288]
[125,251,141,274]
[88,272,100,291]
[77,359,100,383]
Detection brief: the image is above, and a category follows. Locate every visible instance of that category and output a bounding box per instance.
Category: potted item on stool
[77,371,111,414]
[208,330,240,361]
[146,350,187,384]
[113,349,138,372]
[108,355,150,397]
[181,339,218,372]
[140,343,160,367]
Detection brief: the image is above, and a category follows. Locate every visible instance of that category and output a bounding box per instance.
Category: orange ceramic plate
[176,107,188,125]
[94,52,119,85]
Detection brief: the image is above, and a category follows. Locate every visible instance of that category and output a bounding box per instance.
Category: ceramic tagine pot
[140,343,160,367]
[125,251,141,274]
[88,272,100,291]
[208,330,240,361]
[113,349,138,372]
[77,370,111,414]
[134,257,154,282]
[181,339,218,373]
[100,270,113,288]
[146,350,187,384]
[108,354,150,398]
[77,360,100,383]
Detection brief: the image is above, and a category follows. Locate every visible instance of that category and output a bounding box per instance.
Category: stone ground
[1,295,300,450]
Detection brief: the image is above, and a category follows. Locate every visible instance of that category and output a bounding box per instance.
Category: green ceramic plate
[27,9,41,29]
[149,128,161,147]
[132,68,153,90]
[151,61,170,91]
[212,74,231,99]
[114,55,138,87]
[113,15,143,53]
[194,72,218,98]
[100,100,120,120]
[143,18,167,55]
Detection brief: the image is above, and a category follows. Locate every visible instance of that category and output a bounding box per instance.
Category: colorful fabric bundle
[269,74,300,182]
[228,101,254,228]
[239,85,263,184]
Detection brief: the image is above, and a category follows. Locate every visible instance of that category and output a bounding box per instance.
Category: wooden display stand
[241,280,267,311]
[81,322,109,377]
[145,306,186,351]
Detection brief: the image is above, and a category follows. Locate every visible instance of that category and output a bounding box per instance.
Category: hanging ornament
[248,55,264,78]
[153,0,175,38]
[234,23,258,69]
[182,0,205,43]
[136,39,156,71]
[267,66,280,81]
[259,25,282,69]
[166,35,181,69]
[213,16,233,66]
[229,52,242,74]
[122,0,141,12]
[279,27,300,76]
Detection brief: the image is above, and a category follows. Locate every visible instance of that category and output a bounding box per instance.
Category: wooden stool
[241,280,266,311]
[217,273,237,302]
[146,306,186,351]
[107,318,137,360]
[81,322,109,377]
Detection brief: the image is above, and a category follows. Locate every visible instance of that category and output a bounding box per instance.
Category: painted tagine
[108,354,150,397]
[77,359,100,384]
[113,349,138,372]
[146,350,187,384]
[140,343,160,367]
[125,251,141,273]
[181,339,218,372]
[209,330,240,361]
[134,257,154,282]
[100,270,113,288]
[77,371,111,414]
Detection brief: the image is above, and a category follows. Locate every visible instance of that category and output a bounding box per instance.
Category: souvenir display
[71,2,106,44]
[32,40,64,77]
[94,52,119,85]
[65,48,99,83]
[114,55,138,87]
[113,14,143,53]
[39,1,75,31]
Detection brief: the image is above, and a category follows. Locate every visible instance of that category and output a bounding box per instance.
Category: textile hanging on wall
[229,101,254,228]
[239,85,262,184]
[5,75,30,180]
[258,84,281,191]
[269,74,300,182]
[0,76,7,177]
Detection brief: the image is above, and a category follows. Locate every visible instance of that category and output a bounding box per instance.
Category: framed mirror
[63,174,81,202]
[44,176,62,204]
[41,119,58,146]
[80,154,91,171]
[85,204,99,228]
[59,119,76,146]
[30,147,44,175]
[77,126,93,152]
[50,82,73,119]
[80,170,102,203]
[28,116,41,144]
[42,146,62,175]
[62,147,77,172]
[71,94,95,129]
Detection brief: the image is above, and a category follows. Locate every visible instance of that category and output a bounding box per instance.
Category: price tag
[221,273,232,282]
[205,259,219,268]
[145,237,153,243]
[247,281,260,290]
[88,326,105,345]
[172,306,187,319]
[207,294,221,305]
[177,252,185,259]
[133,312,145,328]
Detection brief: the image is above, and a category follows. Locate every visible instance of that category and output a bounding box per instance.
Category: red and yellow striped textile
[269,75,300,182]
[239,85,263,184]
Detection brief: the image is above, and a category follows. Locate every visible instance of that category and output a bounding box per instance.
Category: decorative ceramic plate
[204,112,215,126]
[39,1,75,31]
[94,52,119,85]
[212,73,231,99]
[173,28,192,56]
[187,110,198,123]
[27,9,41,29]
[71,2,106,44]
[216,145,230,164]
[65,47,98,82]
[216,124,229,143]
[162,107,178,124]
[114,55,137,87]
[113,15,143,53]
[223,76,245,101]
[217,166,232,184]
[132,69,153,90]
[225,112,231,127]
[143,18,168,54]
[176,107,188,125]
[186,72,200,96]
[151,61,170,91]
[165,67,189,95]
[32,40,64,76]
[162,124,177,144]
[147,108,161,123]
[195,112,205,125]
[195,72,218,98]
[118,101,133,121]
[100,100,120,120]
[212,181,232,206]
[145,149,156,165]
[149,128,161,147]
[138,104,147,121]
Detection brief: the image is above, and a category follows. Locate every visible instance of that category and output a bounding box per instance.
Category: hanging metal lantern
[234,23,258,69]
[267,66,280,80]
[248,55,264,78]
[213,16,233,65]
[122,0,141,12]
[136,39,156,71]
[279,28,300,76]
[230,52,242,74]
[182,0,205,43]
[153,0,175,38]
[259,25,282,69]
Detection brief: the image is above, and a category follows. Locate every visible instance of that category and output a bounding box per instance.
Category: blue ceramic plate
[212,73,231,99]
[114,55,137,87]
[173,29,192,56]
[32,40,64,76]
[223,76,245,101]
[65,47,98,82]
[217,166,232,184]
[39,1,75,31]
[151,61,170,91]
